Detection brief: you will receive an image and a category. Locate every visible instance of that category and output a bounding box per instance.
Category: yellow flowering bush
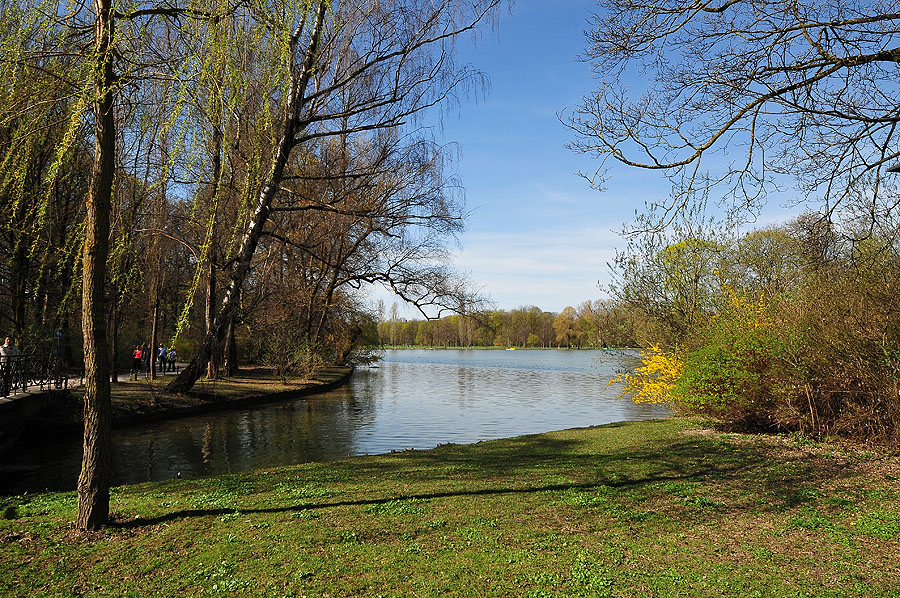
[610,345,684,406]
[613,288,796,430]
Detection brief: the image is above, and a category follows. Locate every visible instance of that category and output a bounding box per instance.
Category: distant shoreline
[378,346,640,351]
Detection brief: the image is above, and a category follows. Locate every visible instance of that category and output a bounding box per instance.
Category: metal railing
[0,354,69,398]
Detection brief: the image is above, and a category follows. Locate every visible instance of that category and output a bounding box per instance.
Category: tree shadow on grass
[113,422,858,530]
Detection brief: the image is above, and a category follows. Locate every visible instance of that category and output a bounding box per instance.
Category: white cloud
[364,224,623,318]
[452,226,622,311]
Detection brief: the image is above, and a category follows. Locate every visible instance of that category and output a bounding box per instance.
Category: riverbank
[2,417,898,596]
[24,365,354,438]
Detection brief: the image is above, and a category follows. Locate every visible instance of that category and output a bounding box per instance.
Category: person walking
[0,336,20,396]
[158,344,168,374]
[132,345,143,379]
[167,346,177,372]
[0,337,19,363]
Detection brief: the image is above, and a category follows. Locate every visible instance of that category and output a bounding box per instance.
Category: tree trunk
[206,252,219,379]
[166,0,327,394]
[77,0,114,531]
[110,289,119,384]
[223,313,237,376]
[150,302,158,379]
[206,122,222,380]
[11,242,27,340]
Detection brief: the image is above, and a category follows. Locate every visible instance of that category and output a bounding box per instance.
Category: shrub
[615,290,801,432]
[674,290,797,430]
[788,262,900,442]
[262,328,325,384]
[610,344,683,407]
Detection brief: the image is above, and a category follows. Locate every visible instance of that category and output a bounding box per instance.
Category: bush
[615,290,801,432]
[610,344,683,407]
[787,261,900,442]
[613,216,900,444]
[262,328,325,384]
[674,290,797,430]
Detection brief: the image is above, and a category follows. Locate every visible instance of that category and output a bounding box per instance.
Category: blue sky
[377,0,796,317]
[406,0,661,314]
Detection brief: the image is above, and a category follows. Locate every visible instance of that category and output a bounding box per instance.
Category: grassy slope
[2,417,899,597]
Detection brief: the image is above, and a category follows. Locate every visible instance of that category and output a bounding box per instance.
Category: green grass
[2,417,899,597]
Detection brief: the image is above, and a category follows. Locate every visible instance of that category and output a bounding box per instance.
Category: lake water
[2,349,670,494]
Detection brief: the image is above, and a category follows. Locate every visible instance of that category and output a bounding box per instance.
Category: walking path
[0,365,353,454]
[114,363,184,383]
[0,363,182,452]
[0,362,184,400]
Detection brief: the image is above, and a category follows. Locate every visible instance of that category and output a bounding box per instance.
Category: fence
[0,354,69,398]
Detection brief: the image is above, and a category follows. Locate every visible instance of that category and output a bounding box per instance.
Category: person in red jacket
[132,345,143,378]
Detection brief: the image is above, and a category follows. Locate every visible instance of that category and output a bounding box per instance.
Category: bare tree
[566,1,900,229]
[167,0,500,393]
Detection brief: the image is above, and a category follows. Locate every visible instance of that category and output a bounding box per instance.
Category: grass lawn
[2,417,899,597]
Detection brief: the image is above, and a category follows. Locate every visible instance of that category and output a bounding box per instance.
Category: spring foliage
[674,286,798,429]
[610,345,682,407]
[615,287,796,428]
[613,217,900,444]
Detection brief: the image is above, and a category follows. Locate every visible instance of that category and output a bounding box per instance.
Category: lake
[2,349,670,494]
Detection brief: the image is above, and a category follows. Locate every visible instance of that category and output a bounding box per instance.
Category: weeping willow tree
[0,0,110,529]
[166,0,501,393]
[2,0,500,528]
[0,0,247,530]
[0,2,90,346]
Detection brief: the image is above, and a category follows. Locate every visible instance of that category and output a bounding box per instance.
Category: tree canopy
[567,1,900,229]
[0,0,500,529]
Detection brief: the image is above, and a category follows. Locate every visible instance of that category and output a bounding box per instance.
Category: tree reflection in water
[3,350,669,493]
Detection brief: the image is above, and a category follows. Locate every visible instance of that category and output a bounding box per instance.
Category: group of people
[131,342,177,377]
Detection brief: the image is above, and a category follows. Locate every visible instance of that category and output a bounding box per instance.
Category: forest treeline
[376,301,640,349]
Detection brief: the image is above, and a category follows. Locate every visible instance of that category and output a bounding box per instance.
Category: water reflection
[2,349,669,494]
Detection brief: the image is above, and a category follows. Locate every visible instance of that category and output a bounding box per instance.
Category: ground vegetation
[2,418,899,596]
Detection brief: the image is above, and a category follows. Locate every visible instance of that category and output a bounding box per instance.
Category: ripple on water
[2,349,668,493]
